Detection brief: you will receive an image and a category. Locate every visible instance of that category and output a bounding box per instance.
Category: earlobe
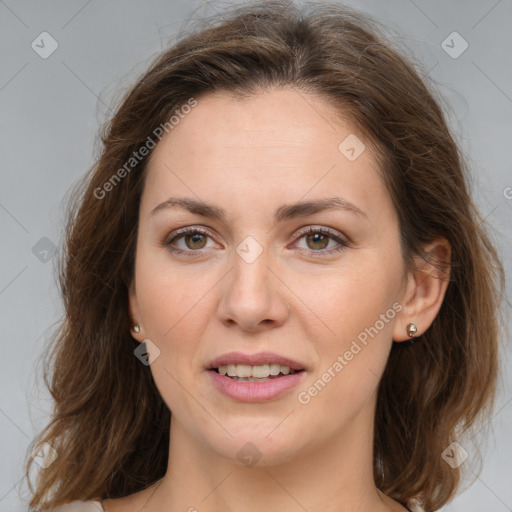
[405,323,418,339]
[393,237,451,342]
[128,281,144,342]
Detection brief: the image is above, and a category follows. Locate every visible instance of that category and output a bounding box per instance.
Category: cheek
[293,288,396,444]
[133,257,210,415]
[295,253,402,410]
[135,247,212,342]
[303,257,401,352]
[133,263,215,413]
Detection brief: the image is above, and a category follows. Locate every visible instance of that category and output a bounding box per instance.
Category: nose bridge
[230,238,273,305]
[217,235,288,328]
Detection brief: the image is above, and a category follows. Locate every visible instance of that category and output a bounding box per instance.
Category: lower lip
[208,370,306,402]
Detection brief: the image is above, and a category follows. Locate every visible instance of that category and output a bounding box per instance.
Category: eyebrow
[150,196,368,222]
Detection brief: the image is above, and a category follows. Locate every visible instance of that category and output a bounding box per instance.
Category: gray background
[1,1,511,511]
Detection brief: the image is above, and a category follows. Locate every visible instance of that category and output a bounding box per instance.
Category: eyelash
[162,226,348,257]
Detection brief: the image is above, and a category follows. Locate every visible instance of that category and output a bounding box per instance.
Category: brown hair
[26,1,504,510]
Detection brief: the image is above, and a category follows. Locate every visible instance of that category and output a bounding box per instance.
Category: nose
[217,248,290,332]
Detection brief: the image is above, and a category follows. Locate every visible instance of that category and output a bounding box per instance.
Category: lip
[207,351,306,371]
[208,369,306,402]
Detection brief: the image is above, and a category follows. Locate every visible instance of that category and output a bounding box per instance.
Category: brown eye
[184,232,208,250]
[294,227,348,255]
[305,232,329,250]
[164,227,215,255]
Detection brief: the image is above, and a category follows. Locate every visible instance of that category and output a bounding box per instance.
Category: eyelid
[290,225,349,254]
[165,225,211,241]
[162,226,218,249]
[292,225,347,242]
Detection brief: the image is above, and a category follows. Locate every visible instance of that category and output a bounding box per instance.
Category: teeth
[252,364,269,378]
[236,364,252,378]
[217,364,296,378]
[269,364,281,375]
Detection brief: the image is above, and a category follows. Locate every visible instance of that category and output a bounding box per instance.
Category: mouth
[208,365,306,402]
[206,352,307,401]
[209,364,304,382]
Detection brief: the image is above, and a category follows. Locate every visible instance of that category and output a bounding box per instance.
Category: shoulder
[46,500,104,512]
[45,497,425,512]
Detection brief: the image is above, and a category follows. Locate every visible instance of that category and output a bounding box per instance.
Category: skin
[103,88,450,512]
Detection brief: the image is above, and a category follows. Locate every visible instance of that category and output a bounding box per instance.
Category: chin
[202,423,309,467]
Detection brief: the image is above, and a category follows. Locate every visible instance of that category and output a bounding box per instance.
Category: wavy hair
[26,2,504,510]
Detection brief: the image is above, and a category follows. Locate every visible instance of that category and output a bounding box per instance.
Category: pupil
[308,233,328,250]
[187,233,206,249]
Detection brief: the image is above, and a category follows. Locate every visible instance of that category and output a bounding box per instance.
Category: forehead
[149,88,367,163]
[142,88,390,223]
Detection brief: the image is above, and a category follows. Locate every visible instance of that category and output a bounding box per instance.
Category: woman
[27,1,503,511]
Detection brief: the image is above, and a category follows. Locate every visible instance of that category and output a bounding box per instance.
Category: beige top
[48,498,426,511]
[48,501,104,511]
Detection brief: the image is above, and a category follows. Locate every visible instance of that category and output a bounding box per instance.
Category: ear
[393,237,451,342]
[128,279,144,343]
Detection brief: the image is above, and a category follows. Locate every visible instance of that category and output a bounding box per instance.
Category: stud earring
[132,325,141,333]
[406,323,418,338]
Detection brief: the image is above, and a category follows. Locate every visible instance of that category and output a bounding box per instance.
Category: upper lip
[207,351,306,371]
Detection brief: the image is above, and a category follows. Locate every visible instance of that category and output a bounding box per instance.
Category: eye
[293,226,348,255]
[164,227,216,255]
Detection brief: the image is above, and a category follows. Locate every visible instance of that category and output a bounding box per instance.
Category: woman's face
[130,88,410,465]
